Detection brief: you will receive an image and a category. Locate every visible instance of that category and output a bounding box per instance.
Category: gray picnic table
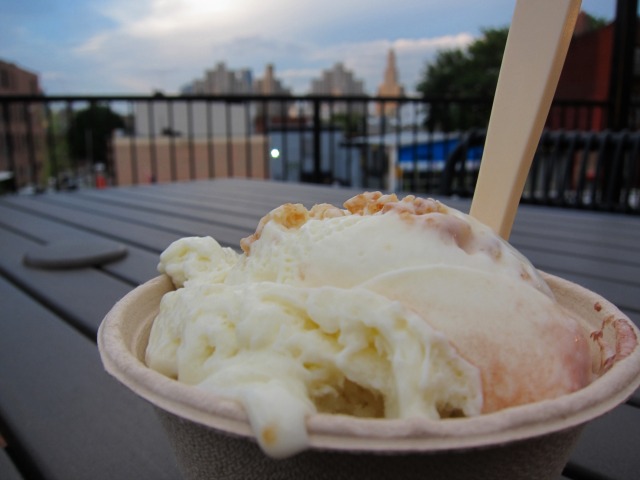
[0,178,638,479]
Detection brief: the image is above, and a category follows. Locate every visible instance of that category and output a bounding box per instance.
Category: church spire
[377,48,405,117]
[384,49,399,85]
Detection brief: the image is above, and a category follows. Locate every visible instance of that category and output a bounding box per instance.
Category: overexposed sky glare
[0,0,618,95]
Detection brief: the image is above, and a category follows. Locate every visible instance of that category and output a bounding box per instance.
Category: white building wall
[133,101,254,138]
[267,129,362,187]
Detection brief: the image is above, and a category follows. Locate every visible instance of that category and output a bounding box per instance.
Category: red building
[549,12,640,131]
[0,60,45,191]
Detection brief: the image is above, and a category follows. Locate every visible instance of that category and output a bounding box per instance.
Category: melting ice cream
[145,192,592,457]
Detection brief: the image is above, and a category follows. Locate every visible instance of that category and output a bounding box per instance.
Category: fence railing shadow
[440,129,640,214]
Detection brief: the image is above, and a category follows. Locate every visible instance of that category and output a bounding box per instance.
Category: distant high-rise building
[254,64,293,118]
[310,63,366,116]
[376,49,405,117]
[181,62,253,95]
[0,59,44,190]
[310,62,366,96]
[254,64,290,95]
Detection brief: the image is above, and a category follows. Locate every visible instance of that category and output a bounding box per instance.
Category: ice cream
[145,192,593,458]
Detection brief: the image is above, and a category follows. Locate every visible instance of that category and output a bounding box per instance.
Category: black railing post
[261,98,268,179]
[225,103,233,177]
[147,101,157,183]
[361,99,369,188]
[609,0,638,130]
[187,98,195,180]
[411,102,419,192]
[346,99,353,186]
[45,103,59,191]
[244,101,252,178]
[280,100,287,181]
[328,101,336,183]
[128,101,138,185]
[312,97,321,183]
[1,102,17,192]
[206,99,215,178]
[23,102,37,188]
[105,100,117,187]
[168,100,177,181]
[394,100,402,191]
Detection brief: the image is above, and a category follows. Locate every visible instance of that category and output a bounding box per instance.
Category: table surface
[0,178,639,480]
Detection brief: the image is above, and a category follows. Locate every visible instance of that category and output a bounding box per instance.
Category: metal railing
[1,94,639,212]
[442,129,640,214]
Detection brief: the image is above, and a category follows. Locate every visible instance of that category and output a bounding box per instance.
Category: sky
[0,0,618,96]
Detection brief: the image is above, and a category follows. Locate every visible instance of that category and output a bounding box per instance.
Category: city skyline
[179,61,369,97]
[1,0,618,96]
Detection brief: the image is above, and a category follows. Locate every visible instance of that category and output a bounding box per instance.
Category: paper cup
[98,273,640,480]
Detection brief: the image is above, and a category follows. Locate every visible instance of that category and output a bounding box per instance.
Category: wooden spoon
[469,0,582,239]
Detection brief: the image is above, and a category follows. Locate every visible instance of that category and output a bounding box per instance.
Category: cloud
[41,71,67,81]
[293,34,474,94]
[394,34,475,54]
[67,0,477,94]
[6,0,619,96]
[393,34,475,93]
[74,32,111,54]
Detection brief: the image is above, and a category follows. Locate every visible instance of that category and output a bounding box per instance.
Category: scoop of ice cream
[231,193,551,297]
[158,236,239,288]
[361,266,590,413]
[145,192,592,458]
[147,281,482,457]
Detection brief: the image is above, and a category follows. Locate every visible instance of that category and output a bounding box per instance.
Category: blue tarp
[398,138,483,163]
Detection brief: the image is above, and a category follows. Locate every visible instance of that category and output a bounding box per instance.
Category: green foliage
[416,27,509,130]
[330,112,365,138]
[67,104,124,166]
[584,14,608,30]
[40,109,71,185]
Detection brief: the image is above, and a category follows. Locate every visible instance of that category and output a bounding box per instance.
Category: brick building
[550,12,640,130]
[0,60,44,191]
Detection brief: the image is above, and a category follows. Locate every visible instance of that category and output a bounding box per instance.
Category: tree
[67,104,124,169]
[416,27,509,130]
[584,14,608,30]
[329,112,366,138]
[42,109,71,186]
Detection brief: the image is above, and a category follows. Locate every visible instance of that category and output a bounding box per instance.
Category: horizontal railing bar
[0,94,617,110]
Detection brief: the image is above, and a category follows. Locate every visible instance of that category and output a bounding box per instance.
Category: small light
[270,148,280,159]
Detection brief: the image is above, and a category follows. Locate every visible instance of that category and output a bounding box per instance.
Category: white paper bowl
[98,273,640,480]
